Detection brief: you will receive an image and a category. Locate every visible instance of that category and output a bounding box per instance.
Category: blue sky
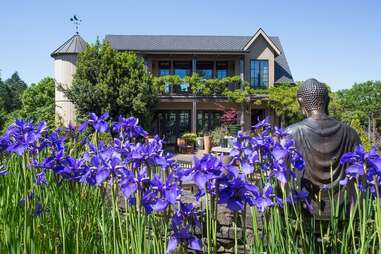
[0,0,380,90]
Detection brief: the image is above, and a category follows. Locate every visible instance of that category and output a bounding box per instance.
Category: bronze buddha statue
[287,78,360,219]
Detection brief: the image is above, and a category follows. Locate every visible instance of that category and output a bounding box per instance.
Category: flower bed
[0,113,380,253]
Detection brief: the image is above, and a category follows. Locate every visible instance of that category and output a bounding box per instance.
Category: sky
[0,0,380,90]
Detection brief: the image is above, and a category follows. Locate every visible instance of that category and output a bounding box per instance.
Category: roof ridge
[106,34,253,38]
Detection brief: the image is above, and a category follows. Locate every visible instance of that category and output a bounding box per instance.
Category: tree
[336,81,381,125]
[3,72,27,112]
[267,83,303,127]
[0,72,28,130]
[19,77,55,129]
[351,118,371,151]
[336,81,381,145]
[64,41,158,128]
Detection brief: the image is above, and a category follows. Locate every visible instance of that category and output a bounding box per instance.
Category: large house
[51,28,293,143]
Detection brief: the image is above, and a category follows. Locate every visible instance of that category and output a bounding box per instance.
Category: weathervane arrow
[70,15,82,34]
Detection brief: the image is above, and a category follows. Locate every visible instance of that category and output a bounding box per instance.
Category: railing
[154,74,242,96]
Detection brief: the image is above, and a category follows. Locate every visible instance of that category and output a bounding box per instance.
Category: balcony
[153,74,242,97]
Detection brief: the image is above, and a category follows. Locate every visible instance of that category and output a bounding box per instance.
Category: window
[156,110,191,144]
[174,61,192,93]
[197,111,221,134]
[158,61,170,76]
[159,61,171,93]
[196,61,213,79]
[250,60,269,87]
[216,61,228,79]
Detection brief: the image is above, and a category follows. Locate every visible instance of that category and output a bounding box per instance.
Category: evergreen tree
[3,72,27,112]
[64,42,158,128]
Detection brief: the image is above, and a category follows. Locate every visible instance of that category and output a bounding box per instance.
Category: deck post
[239,58,245,131]
[192,101,197,133]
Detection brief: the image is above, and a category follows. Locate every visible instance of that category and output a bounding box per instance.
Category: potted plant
[181,132,197,154]
[210,127,229,148]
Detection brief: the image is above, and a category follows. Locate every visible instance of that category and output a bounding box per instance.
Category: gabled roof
[105,32,294,83]
[271,37,294,83]
[243,28,281,56]
[51,34,88,57]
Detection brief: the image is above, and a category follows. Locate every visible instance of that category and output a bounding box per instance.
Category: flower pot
[203,136,211,154]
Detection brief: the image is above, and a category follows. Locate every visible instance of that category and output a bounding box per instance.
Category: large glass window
[250,60,269,87]
[196,61,213,79]
[174,61,192,93]
[156,110,191,144]
[159,61,171,93]
[216,61,228,79]
[197,110,221,134]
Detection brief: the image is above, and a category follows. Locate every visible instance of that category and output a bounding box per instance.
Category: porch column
[239,58,245,131]
[192,58,197,74]
[192,101,197,133]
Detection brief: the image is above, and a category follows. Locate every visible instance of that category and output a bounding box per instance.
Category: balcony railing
[154,74,243,96]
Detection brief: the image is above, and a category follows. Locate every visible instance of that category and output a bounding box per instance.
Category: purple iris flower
[166,203,202,253]
[218,175,260,212]
[144,174,180,212]
[191,154,223,199]
[79,112,109,133]
[340,144,381,197]
[120,168,150,200]
[166,227,202,253]
[35,171,48,185]
[274,127,289,138]
[252,117,271,130]
[254,184,274,213]
[112,116,148,139]
[1,119,47,155]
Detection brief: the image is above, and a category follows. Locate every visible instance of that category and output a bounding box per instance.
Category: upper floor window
[174,61,192,93]
[216,61,228,79]
[250,60,269,88]
[158,61,170,76]
[196,61,213,79]
[159,61,172,94]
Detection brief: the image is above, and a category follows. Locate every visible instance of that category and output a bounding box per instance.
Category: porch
[152,97,275,145]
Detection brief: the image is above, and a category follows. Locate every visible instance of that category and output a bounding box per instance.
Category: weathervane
[70,15,82,34]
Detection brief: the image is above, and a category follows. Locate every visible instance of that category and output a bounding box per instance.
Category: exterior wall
[244,34,275,87]
[54,54,77,126]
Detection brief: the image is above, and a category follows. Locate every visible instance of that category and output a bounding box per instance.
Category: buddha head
[297,78,330,117]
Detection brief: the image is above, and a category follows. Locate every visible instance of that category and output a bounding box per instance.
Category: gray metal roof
[105,34,293,83]
[51,34,88,57]
[106,35,252,52]
[271,37,294,83]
